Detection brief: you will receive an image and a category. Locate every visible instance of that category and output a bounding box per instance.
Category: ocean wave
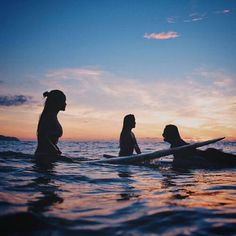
[0,151,33,158]
[1,141,236,235]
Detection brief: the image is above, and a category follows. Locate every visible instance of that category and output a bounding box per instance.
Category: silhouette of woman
[119,114,141,156]
[163,124,236,168]
[35,90,66,158]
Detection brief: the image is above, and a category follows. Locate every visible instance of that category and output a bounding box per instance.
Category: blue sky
[0,0,236,140]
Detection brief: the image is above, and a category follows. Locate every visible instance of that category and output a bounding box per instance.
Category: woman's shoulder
[121,130,131,136]
[171,139,188,148]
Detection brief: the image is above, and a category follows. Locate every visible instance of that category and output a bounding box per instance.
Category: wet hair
[163,124,181,141]
[122,114,135,131]
[42,90,66,112]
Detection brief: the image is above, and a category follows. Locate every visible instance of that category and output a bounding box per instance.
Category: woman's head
[43,90,66,112]
[123,114,136,130]
[162,124,181,143]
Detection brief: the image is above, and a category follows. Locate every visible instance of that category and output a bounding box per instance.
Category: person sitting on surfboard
[162,124,236,168]
[119,114,141,156]
[35,90,66,159]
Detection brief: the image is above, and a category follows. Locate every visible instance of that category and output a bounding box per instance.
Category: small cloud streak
[184,12,207,22]
[214,9,231,15]
[144,31,180,40]
[197,71,234,88]
[168,8,230,25]
[0,95,32,106]
[46,68,103,80]
[223,9,230,14]
[167,17,177,24]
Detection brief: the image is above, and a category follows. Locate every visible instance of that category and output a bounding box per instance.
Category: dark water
[1,140,236,235]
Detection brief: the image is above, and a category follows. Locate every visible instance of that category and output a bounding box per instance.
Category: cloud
[167,17,177,24]
[42,67,236,119]
[36,67,236,139]
[0,95,32,106]
[196,70,234,88]
[167,8,230,25]
[46,68,103,80]
[184,12,207,22]
[0,67,235,140]
[144,32,180,40]
[223,9,230,14]
[41,67,110,99]
[214,9,231,15]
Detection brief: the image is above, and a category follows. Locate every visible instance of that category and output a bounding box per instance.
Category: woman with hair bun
[35,90,66,158]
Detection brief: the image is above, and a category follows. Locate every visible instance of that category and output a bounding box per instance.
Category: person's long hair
[164,124,181,141]
[121,114,135,132]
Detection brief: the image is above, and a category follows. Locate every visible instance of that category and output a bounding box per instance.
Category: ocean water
[0,140,236,235]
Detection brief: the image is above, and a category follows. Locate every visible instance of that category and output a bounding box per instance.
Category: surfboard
[86,137,225,164]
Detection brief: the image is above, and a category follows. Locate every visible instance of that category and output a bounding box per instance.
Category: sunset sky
[0,0,236,140]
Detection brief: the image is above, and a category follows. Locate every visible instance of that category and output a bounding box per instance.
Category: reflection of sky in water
[0,141,236,234]
[1,140,236,157]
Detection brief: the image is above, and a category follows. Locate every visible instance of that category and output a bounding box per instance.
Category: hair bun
[43,91,49,98]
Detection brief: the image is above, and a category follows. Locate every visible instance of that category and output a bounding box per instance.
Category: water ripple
[1,140,236,235]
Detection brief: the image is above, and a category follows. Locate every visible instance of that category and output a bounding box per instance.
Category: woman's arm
[45,137,62,155]
[132,133,141,154]
[134,143,141,154]
[37,133,62,155]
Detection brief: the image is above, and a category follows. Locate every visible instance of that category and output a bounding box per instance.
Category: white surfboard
[86,137,224,164]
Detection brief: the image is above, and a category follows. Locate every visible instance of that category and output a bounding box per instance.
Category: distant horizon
[1,133,236,143]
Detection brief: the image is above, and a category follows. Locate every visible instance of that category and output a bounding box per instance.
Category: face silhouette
[57,96,66,111]
[162,127,172,143]
[162,128,168,142]
[60,98,67,111]
[162,125,180,144]
[131,117,136,129]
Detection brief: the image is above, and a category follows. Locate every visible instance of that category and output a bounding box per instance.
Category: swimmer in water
[119,114,141,156]
[162,124,236,168]
[35,90,66,158]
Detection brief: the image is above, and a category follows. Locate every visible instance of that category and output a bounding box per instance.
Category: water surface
[0,140,236,235]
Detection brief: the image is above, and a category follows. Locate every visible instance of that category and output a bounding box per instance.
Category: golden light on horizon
[1,111,236,141]
[0,68,236,141]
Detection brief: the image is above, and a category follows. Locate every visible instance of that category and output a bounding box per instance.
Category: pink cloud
[144,31,180,40]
